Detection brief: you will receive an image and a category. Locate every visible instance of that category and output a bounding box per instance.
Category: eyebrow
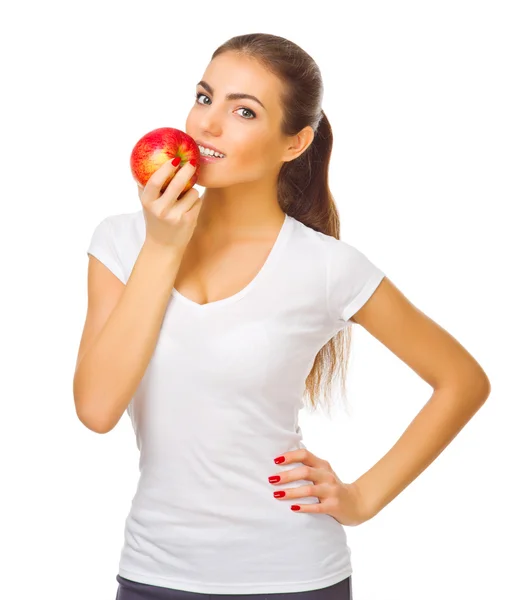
[196,80,267,111]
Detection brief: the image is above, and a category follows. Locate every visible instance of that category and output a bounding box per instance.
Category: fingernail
[274,456,285,464]
[268,476,281,483]
[171,157,181,167]
[190,159,197,167]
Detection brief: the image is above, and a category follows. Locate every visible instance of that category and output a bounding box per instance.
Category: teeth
[198,145,225,158]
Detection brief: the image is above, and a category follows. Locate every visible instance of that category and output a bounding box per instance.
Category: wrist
[143,238,186,263]
[347,481,376,523]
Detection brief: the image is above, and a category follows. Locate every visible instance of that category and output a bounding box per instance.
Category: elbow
[469,365,491,402]
[445,370,491,404]
[75,403,115,434]
[435,360,491,404]
[73,389,114,435]
[73,377,116,434]
[479,372,491,401]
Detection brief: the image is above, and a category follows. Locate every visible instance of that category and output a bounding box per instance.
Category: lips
[195,139,226,156]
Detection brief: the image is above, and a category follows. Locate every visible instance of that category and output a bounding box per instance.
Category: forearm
[355,381,490,520]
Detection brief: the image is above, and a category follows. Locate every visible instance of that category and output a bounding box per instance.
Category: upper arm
[350,277,491,398]
[74,255,125,376]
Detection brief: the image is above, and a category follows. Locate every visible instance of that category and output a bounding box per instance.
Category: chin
[196,167,232,186]
[195,170,219,188]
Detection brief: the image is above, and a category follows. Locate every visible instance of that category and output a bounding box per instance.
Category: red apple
[130,127,201,197]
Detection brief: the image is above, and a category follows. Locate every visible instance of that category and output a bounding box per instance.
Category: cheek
[228,154,269,182]
[185,111,195,135]
[234,138,275,170]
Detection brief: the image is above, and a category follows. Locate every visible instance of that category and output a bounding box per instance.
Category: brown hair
[212,33,354,416]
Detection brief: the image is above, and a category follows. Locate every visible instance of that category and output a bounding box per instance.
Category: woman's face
[185,52,289,188]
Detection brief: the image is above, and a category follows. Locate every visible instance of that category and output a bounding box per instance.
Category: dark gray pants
[115,574,352,600]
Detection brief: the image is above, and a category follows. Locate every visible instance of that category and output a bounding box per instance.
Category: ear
[282,125,315,163]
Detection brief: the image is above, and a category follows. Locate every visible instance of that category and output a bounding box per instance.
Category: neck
[194,184,286,242]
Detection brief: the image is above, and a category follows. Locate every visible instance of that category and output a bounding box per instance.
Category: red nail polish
[269,476,281,483]
[190,158,197,166]
[274,456,285,464]
[291,505,301,511]
[274,491,286,498]
[171,157,181,167]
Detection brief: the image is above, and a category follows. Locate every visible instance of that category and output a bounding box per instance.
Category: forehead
[201,53,282,114]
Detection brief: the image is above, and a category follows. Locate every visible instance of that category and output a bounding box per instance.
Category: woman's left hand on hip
[269,448,371,526]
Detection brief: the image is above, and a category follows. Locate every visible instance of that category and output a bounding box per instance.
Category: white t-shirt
[86,209,386,594]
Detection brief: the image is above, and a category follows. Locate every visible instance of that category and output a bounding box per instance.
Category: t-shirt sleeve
[86,216,126,284]
[326,239,385,327]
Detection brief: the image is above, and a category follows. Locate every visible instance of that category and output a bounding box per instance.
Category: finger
[184,193,203,218]
[273,483,322,501]
[289,503,324,513]
[271,465,332,487]
[278,448,324,469]
[158,161,197,211]
[163,187,201,219]
[269,464,314,485]
[142,157,187,205]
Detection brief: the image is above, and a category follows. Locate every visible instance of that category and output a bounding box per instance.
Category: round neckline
[171,214,294,310]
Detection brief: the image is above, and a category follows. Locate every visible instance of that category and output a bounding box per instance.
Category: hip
[115,574,352,600]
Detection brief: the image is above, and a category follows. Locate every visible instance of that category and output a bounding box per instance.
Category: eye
[195,92,211,106]
[194,92,256,120]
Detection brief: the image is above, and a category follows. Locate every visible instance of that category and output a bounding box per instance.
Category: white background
[1,1,525,599]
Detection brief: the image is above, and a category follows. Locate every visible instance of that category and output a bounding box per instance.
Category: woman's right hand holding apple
[138,158,203,254]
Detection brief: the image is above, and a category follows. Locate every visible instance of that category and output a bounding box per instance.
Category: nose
[196,104,223,137]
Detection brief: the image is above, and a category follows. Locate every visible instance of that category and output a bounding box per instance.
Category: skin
[142,52,491,520]
[184,51,314,245]
[266,283,491,522]
[182,52,491,520]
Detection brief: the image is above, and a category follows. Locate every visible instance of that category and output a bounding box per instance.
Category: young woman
[74,33,491,600]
